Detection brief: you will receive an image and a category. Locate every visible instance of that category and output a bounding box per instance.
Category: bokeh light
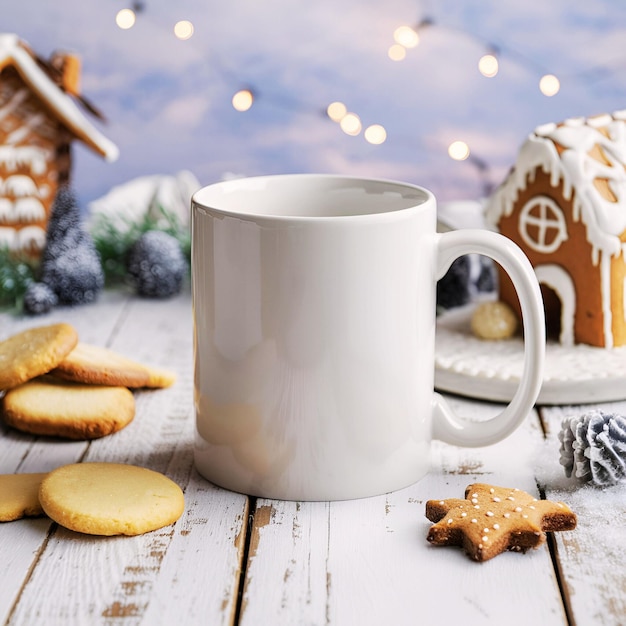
[364,124,387,145]
[478,54,499,78]
[393,26,419,48]
[539,74,560,97]
[174,20,194,40]
[448,140,470,161]
[115,8,136,29]
[388,44,407,61]
[340,113,362,136]
[232,89,254,112]
[326,101,347,122]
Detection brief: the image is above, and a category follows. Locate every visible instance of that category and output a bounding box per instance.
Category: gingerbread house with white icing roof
[486,111,626,348]
[0,33,118,255]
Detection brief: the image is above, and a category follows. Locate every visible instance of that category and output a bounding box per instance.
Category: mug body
[192,174,437,500]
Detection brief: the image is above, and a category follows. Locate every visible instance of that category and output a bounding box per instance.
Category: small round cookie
[39,463,185,536]
[52,342,176,388]
[0,323,78,390]
[2,379,135,440]
[471,300,518,340]
[0,473,47,521]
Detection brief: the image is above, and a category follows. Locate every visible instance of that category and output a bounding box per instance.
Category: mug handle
[432,229,545,447]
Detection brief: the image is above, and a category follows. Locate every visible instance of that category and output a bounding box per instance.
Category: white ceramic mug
[191,174,545,500]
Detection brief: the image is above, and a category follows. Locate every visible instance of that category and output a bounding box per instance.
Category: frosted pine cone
[559,410,626,486]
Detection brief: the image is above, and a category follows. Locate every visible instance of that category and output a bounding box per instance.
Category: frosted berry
[23,282,58,315]
[126,230,187,298]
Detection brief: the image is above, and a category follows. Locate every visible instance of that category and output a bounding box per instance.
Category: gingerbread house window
[518,195,567,254]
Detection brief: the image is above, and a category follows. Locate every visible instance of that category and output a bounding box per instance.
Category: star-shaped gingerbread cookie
[425,483,576,562]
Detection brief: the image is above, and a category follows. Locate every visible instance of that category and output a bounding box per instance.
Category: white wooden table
[1,289,624,626]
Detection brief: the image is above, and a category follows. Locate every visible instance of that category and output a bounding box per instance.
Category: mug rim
[191,173,435,222]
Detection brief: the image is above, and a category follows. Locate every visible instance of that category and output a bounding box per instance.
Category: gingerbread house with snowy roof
[486,111,626,348]
[0,33,118,256]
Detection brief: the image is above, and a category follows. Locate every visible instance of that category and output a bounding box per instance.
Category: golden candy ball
[471,301,518,340]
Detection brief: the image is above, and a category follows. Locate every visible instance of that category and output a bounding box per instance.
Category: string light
[389,17,571,99]
[327,103,385,144]
[232,89,254,112]
[448,140,470,161]
[478,53,499,78]
[364,124,387,145]
[388,19,431,61]
[326,101,347,122]
[393,26,419,48]
[115,8,136,29]
[340,112,362,136]
[109,6,623,192]
[539,74,560,97]
[448,143,494,195]
[174,20,194,40]
[388,44,407,61]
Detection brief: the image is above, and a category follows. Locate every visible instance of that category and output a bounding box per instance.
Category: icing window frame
[518,195,568,254]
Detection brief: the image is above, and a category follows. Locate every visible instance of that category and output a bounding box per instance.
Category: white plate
[435,304,626,405]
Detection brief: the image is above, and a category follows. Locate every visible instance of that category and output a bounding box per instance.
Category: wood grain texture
[2,290,623,626]
[0,292,129,622]
[240,398,570,626]
[539,402,626,626]
[1,290,249,626]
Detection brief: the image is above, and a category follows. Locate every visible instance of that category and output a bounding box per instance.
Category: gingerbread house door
[534,264,575,346]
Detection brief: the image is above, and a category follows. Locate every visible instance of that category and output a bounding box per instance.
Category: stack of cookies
[0,323,176,439]
[0,324,184,537]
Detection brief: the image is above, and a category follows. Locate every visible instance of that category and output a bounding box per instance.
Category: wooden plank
[7,464,249,626]
[239,396,570,625]
[0,290,130,623]
[4,291,250,626]
[0,289,131,344]
[539,402,626,626]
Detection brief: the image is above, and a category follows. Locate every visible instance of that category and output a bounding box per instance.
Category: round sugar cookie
[39,463,185,536]
[53,342,176,388]
[0,323,78,390]
[0,473,47,521]
[2,379,135,439]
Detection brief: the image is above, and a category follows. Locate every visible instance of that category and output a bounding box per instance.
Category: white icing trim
[623,274,626,324]
[0,34,118,161]
[0,226,16,249]
[535,122,557,136]
[0,198,12,221]
[486,113,626,257]
[588,114,613,127]
[6,112,47,145]
[0,224,46,252]
[3,174,38,197]
[13,197,45,221]
[0,87,29,122]
[563,117,585,127]
[534,264,576,346]
[486,110,626,347]
[518,195,568,254]
[16,224,45,251]
[601,252,613,348]
[0,145,50,174]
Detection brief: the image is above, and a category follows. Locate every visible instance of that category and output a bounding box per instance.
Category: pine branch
[0,247,38,310]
